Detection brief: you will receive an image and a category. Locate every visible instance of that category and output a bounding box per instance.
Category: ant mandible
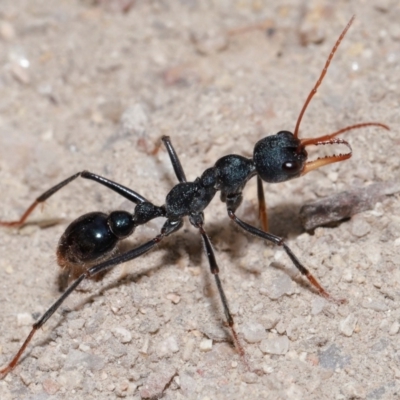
[0,16,389,376]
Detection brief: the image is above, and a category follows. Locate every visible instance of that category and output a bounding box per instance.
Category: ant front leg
[226,196,345,304]
[161,136,187,183]
[0,171,149,227]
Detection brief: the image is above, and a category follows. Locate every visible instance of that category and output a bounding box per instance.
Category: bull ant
[0,16,389,375]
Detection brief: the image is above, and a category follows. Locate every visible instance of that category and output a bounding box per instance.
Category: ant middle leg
[0,171,149,227]
[227,207,345,304]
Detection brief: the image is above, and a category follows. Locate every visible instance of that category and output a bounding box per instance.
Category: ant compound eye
[282,161,301,172]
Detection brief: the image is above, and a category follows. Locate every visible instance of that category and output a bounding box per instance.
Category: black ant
[0,16,389,376]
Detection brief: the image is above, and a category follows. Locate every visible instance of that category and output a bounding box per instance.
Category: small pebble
[166,293,181,304]
[263,364,274,374]
[112,326,132,343]
[318,344,351,370]
[259,272,293,300]
[351,218,371,238]
[259,335,289,355]
[242,322,267,343]
[199,339,213,352]
[339,314,357,337]
[275,320,286,335]
[241,372,258,384]
[262,312,281,329]
[140,336,150,355]
[78,344,90,352]
[156,335,179,357]
[17,313,34,326]
[42,378,60,395]
[115,379,136,397]
[342,269,353,283]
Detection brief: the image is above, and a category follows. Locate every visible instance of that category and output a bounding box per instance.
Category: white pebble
[140,336,150,355]
[259,272,293,300]
[199,339,213,352]
[241,372,258,384]
[17,313,34,326]
[351,218,371,238]
[263,364,274,374]
[156,336,179,357]
[342,269,353,283]
[262,312,281,329]
[166,293,181,304]
[259,335,289,355]
[242,322,267,343]
[339,314,357,337]
[112,326,132,343]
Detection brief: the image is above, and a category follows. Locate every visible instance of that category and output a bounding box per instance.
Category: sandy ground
[0,1,399,399]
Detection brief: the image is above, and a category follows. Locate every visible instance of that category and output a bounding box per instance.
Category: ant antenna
[293,15,355,138]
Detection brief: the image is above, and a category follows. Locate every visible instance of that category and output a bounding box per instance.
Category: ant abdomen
[57,211,132,270]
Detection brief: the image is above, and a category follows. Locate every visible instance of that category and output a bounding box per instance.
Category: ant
[0,16,389,377]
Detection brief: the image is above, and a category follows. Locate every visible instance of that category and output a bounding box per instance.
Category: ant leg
[0,170,149,227]
[257,176,268,232]
[194,221,245,357]
[0,172,80,227]
[227,209,345,304]
[0,233,166,377]
[161,136,187,183]
[80,171,149,204]
[0,216,182,377]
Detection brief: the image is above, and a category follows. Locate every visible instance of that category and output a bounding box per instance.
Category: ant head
[253,121,389,184]
[253,131,307,183]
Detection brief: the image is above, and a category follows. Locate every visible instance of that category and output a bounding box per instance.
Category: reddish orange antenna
[291,16,389,175]
[294,16,355,138]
